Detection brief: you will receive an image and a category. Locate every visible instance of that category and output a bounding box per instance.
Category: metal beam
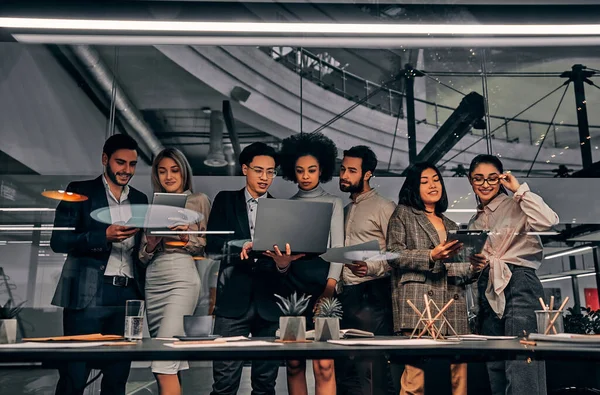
[404,64,420,164]
[401,91,485,174]
[561,64,594,169]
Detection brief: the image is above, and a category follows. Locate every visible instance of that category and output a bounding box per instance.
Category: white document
[0,342,109,349]
[328,339,454,346]
[529,333,600,343]
[220,336,250,342]
[448,334,518,341]
[320,240,381,265]
[164,340,281,348]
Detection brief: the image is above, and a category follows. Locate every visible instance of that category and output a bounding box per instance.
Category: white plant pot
[314,317,340,342]
[279,316,306,342]
[0,319,17,344]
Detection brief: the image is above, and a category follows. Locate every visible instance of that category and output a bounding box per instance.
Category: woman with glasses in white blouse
[468,154,558,395]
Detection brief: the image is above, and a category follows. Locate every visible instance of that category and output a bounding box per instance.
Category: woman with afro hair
[278,132,344,395]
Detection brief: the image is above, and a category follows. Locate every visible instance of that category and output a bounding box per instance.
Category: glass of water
[125,300,145,341]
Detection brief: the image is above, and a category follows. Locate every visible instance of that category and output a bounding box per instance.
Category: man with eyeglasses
[207,142,299,395]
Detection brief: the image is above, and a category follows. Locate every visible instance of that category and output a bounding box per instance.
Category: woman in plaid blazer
[387,162,480,395]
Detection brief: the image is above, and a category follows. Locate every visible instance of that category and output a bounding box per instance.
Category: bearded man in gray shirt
[335,146,396,395]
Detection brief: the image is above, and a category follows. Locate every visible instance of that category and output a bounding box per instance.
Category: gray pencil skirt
[145,252,201,374]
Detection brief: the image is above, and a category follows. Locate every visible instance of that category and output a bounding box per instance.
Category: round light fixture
[41,190,88,202]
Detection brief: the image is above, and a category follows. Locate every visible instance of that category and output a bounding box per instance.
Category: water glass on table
[125,300,145,341]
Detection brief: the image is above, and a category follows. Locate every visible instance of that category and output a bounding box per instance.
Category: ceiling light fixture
[0,226,75,231]
[13,35,600,48]
[576,272,597,279]
[544,245,595,260]
[0,208,56,212]
[540,275,573,283]
[3,18,600,36]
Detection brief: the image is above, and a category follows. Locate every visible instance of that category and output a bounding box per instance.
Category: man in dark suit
[50,134,148,395]
[207,142,302,395]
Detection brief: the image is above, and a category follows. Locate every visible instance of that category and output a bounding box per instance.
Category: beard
[106,162,132,187]
[340,179,363,194]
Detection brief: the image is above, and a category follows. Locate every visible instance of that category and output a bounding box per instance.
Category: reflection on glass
[41,190,88,202]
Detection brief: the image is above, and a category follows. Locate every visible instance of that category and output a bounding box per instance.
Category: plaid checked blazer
[386,204,472,335]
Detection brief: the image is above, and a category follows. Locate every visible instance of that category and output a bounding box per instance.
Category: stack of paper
[328,339,455,346]
[165,340,281,348]
[448,334,517,341]
[529,333,600,344]
[0,342,114,349]
[23,334,123,342]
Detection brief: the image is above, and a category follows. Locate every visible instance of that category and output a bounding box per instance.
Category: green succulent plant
[274,292,311,316]
[315,297,343,319]
[0,299,25,320]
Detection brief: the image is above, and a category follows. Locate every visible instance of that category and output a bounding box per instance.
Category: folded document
[275,329,374,339]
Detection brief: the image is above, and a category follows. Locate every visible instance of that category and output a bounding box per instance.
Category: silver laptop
[252,199,333,255]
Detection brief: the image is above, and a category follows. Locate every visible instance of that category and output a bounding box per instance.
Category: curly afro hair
[279,132,338,184]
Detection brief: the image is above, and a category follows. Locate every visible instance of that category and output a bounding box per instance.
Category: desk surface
[1,338,600,363]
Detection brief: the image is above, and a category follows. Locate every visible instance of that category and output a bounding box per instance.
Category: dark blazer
[50,176,148,310]
[206,188,288,322]
[386,205,473,335]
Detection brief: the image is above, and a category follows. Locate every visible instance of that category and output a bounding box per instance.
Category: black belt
[103,275,132,287]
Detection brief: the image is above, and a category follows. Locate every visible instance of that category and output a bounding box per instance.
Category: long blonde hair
[151,147,194,193]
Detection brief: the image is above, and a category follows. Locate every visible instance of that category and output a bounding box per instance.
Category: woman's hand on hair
[500,172,520,193]
[430,239,462,261]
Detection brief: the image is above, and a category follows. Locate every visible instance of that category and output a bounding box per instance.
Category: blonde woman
[140,148,211,395]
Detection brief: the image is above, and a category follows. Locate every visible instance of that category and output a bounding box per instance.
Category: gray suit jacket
[386,204,472,335]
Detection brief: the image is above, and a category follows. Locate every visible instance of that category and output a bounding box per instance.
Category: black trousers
[55,281,139,395]
[211,301,280,395]
[336,277,395,395]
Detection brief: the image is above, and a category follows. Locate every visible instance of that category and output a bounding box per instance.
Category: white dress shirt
[102,175,134,278]
[244,188,267,240]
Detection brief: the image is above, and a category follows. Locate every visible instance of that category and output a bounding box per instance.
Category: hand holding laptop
[240,242,305,269]
[263,243,305,269]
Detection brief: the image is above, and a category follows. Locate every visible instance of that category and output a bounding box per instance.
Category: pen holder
[535,310,564,335]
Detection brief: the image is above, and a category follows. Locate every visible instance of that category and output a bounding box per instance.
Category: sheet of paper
[164,340,281,348]
[23,334,123,342]
[448,334,517,341]
[328,339,454,346]
[529,333,600,343]
[0,342,109,349]
[320,240,381,265]
[221,336,249,342]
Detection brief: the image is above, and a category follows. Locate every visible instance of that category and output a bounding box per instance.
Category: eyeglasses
[247,166,277,179]
[471,176,500,186]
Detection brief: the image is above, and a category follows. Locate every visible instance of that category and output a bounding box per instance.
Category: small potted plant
[314,297,343,341]
[0,299,25,344]
[275,292,311,342]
